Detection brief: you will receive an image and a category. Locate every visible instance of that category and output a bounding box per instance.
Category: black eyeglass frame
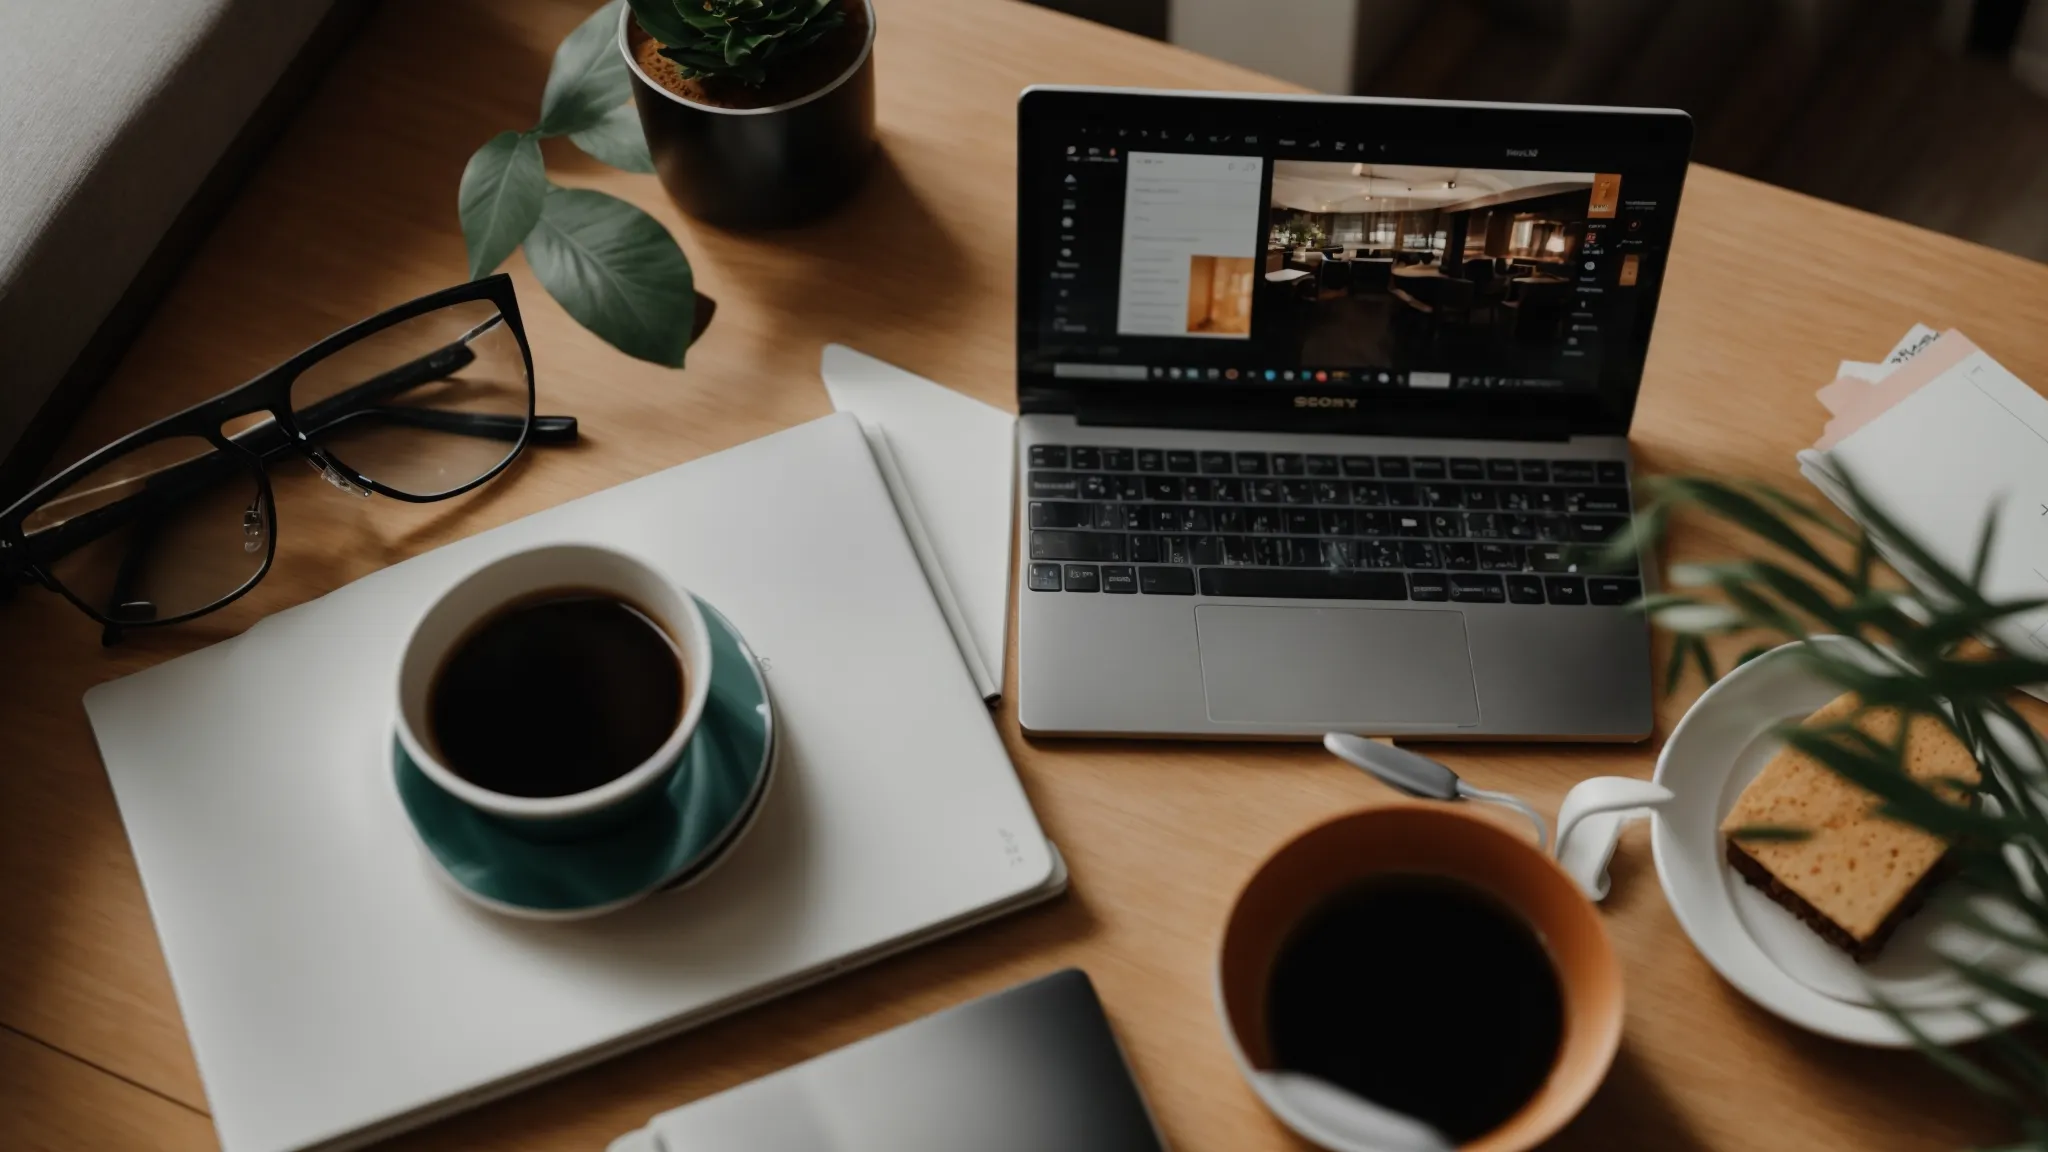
[0,274,536,632]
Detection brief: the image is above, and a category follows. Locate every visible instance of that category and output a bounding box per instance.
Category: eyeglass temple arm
[283,333,483,447]
[6,461,204,590]
[301,408,578,447]
[97,507,167,646]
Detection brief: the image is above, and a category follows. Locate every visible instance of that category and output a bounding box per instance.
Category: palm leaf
[1873,994,2022,1105]
[1945,956,2048,1025]
[1972,504,2003,590]
[1631,467,2048,1140]
[1643,477,1854,588]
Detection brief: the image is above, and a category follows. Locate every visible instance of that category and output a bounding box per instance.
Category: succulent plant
[629,0,846,86]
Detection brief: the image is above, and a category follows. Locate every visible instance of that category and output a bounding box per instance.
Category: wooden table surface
[5,0,2048,1148]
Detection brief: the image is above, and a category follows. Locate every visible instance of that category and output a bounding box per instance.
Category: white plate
[1651,637,2040,1046]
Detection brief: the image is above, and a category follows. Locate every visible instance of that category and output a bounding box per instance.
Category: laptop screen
[1016,89,1694,436]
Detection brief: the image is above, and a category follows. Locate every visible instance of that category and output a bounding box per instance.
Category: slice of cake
[1721,692,1980,962]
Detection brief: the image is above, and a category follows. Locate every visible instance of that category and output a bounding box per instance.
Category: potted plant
[458,0,706,367]
[620,0,878,229]
[1628,475,2048,1141]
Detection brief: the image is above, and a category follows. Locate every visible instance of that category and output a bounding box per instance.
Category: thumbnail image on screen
[1261,161,1616,377]
[1116,153,1265,340]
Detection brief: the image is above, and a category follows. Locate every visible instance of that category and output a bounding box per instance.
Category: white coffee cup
[394,543,712,837]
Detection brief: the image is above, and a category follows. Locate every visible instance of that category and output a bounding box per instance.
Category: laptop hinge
[1070,395,1580,442]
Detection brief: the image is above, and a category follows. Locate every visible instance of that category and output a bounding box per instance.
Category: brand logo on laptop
[1506,147,1540,157]
[1293,395,1358,409]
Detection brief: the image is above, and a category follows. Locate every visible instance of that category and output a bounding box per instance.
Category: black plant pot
[619,2,876,231]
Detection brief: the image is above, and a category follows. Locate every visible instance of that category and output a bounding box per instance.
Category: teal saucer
[393,597,774,919]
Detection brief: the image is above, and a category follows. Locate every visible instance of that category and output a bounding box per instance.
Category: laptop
[607,969,1166,1152]
[1013,87,1693,740]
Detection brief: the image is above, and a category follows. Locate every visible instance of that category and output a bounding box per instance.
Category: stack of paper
[1796,326,2048,671]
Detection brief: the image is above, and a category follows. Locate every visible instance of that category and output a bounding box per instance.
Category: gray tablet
[609,969,1167,1152]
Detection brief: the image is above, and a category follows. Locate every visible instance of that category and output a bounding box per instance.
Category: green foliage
[629,0,844,87]
[1637,473,2048,1137]
[458,0,693,366]
[524,188,694,367]
[1273,215,1328,250]
[459,131,546,282]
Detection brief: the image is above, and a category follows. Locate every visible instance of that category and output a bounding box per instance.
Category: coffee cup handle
[1553,777,1675,901]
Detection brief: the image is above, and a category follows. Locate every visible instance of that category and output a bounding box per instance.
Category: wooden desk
[4,0,2048,1148]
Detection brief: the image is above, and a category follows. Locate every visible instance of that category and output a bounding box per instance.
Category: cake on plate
[1721,692,1980,962]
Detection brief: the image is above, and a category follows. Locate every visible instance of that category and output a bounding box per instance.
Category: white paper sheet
[1823,350,2048,663]
[820,345,1014,698]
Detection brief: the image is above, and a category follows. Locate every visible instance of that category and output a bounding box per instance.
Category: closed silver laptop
[1012,88,1694,739]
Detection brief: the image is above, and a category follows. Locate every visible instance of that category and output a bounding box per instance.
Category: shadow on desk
[1552,1045,1712,1152]
[730,145,977,341]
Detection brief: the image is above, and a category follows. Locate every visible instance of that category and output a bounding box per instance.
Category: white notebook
[83,414,1062,1152]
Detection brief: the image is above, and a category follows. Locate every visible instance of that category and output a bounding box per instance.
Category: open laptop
[608,970,1166,1152]
[1013,87,1693,740]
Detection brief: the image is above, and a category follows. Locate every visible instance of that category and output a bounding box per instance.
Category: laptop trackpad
[1195,605,1479,726]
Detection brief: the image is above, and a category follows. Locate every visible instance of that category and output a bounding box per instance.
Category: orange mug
[1217,804,1624,1152]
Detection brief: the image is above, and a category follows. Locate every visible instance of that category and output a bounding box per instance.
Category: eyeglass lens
[288,299,531,499]
[21,435,270,624]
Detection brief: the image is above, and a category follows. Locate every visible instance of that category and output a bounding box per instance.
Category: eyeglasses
[1,275,575,643]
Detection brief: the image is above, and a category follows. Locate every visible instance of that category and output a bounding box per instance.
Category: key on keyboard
[1024,448,1641,606]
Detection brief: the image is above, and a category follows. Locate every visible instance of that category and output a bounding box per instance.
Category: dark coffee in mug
[428,589,684,798]
[1265,874,1565,1143]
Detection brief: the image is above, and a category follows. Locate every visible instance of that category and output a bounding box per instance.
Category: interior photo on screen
[1117,153,1264,340]
[1261,162,1614,378]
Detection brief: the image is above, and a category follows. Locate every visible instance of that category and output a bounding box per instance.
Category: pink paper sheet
[1814,330,1980,450]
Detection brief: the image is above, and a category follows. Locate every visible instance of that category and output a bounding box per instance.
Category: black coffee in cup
[1265,874,1565,1143]
[429,589,684,798]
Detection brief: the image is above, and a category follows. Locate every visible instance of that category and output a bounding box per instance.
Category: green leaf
[1778,724,2008,841]
[523,186,694,367]
[1743,481,1859,544]
[1818,655,2048,707]
[628,0,697,46]
[1661,632,1721,693]
[1660,631,1691,697]
[1836,468,1987,607]
[1650,601,1744,634]
[1972,503,2002,590]
[1947,955,2048,1023]
[1745,560,1864,631]
[1689,633,1720,685]
[568,103,655,172]
[540,0,633,137]
[1872,995,2021,1105]
[1726,824,1812,843]
[1648,478,1854,588]
[1974,1018,2048,1091]
[658,46,732,72]
[1734,644,1776,668]
[458,130,546,280]
[1948,900,2048,955]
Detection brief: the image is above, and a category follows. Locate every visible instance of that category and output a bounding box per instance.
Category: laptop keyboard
[1023,444,1640,606]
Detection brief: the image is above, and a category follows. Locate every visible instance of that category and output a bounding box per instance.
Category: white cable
[1455,781,1549,852]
